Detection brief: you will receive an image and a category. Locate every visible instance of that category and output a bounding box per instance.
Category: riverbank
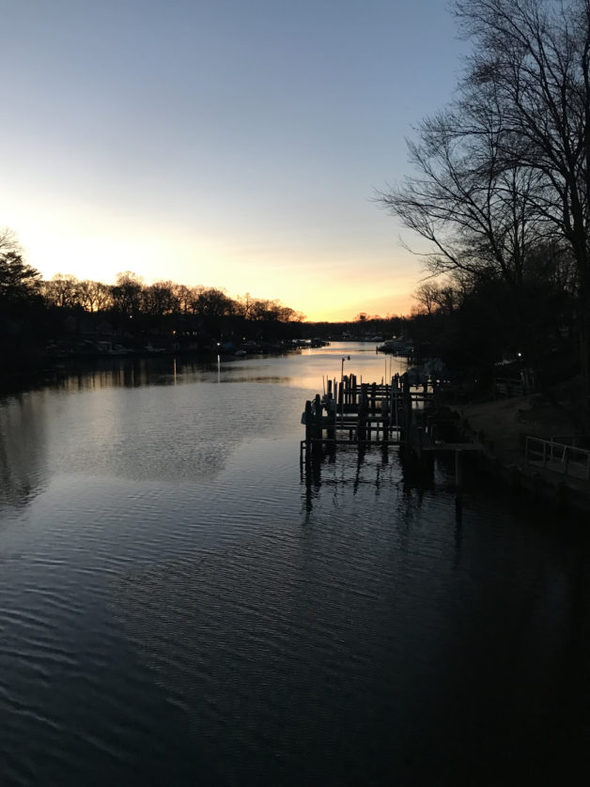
[453,385,590,511]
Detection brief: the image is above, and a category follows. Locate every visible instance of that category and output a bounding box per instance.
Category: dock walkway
[301,373,481,483]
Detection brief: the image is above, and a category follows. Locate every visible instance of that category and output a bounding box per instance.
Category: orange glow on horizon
[1,198,419,325]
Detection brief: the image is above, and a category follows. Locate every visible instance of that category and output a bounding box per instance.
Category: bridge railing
[524,436,590,481]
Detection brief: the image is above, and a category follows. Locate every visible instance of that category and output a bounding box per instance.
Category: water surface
[1,343,589,785]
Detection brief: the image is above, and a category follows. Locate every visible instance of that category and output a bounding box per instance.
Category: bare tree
[0,228,21,256]
[142,281,179,320]
[236,293,255,320]
[191,287,236,335]
[41,274,82,308]
[413,283,439,316]
[110,272,144,319]
[379,107,550,291]
[380,0,590,397]
[75,280,112,312]
[172,284,193,316]
[454,0,590,391]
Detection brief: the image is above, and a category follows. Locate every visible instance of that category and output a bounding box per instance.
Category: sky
[1,0,466,321]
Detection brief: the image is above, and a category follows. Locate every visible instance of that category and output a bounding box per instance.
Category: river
[1,342,589,785]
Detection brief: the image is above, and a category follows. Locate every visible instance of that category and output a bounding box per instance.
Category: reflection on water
[302,444,399,514]
[301,437,443,517]
[5,342,407,395]
[1,344,590,784]
[0,393,47,510]
[0,344,402,509]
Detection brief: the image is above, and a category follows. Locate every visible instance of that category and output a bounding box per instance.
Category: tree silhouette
[380,0,590,402]
[0,230,40,301]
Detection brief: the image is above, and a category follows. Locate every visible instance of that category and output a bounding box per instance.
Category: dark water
[1,343,590,785]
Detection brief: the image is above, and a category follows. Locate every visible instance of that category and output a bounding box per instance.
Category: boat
[376,339,414,356]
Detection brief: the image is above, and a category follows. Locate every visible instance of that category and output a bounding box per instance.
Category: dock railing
[524,436,590,481]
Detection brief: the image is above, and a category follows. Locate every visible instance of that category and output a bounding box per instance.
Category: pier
[300,372,482,489]
[301,372,437,453]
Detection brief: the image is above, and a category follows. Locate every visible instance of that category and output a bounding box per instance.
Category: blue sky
[1,0,466,320]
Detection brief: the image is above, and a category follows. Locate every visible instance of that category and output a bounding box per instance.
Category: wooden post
[381,397,389,444]
[401,373,411,443]
[304,400,312,446]
[358,385,368,443]
[313,394,322,454]
[327,394,336,444]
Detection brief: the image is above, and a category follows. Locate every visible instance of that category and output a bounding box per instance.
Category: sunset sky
[1,0,466,321]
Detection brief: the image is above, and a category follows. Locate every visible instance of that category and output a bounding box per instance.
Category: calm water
[1,343,590,785]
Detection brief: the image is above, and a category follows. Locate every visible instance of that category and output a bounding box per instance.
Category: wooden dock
[301,373,437,452]
[300,372,482,486]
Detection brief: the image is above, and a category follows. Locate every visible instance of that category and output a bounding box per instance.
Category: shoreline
[454,394,590,513]
[0,345,300,395]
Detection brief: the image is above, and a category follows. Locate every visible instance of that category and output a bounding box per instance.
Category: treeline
[301,314,405,340]
[405,252,576,387]
[379,0,590,401]
[39,271,304,332]
[0,230,305,366]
